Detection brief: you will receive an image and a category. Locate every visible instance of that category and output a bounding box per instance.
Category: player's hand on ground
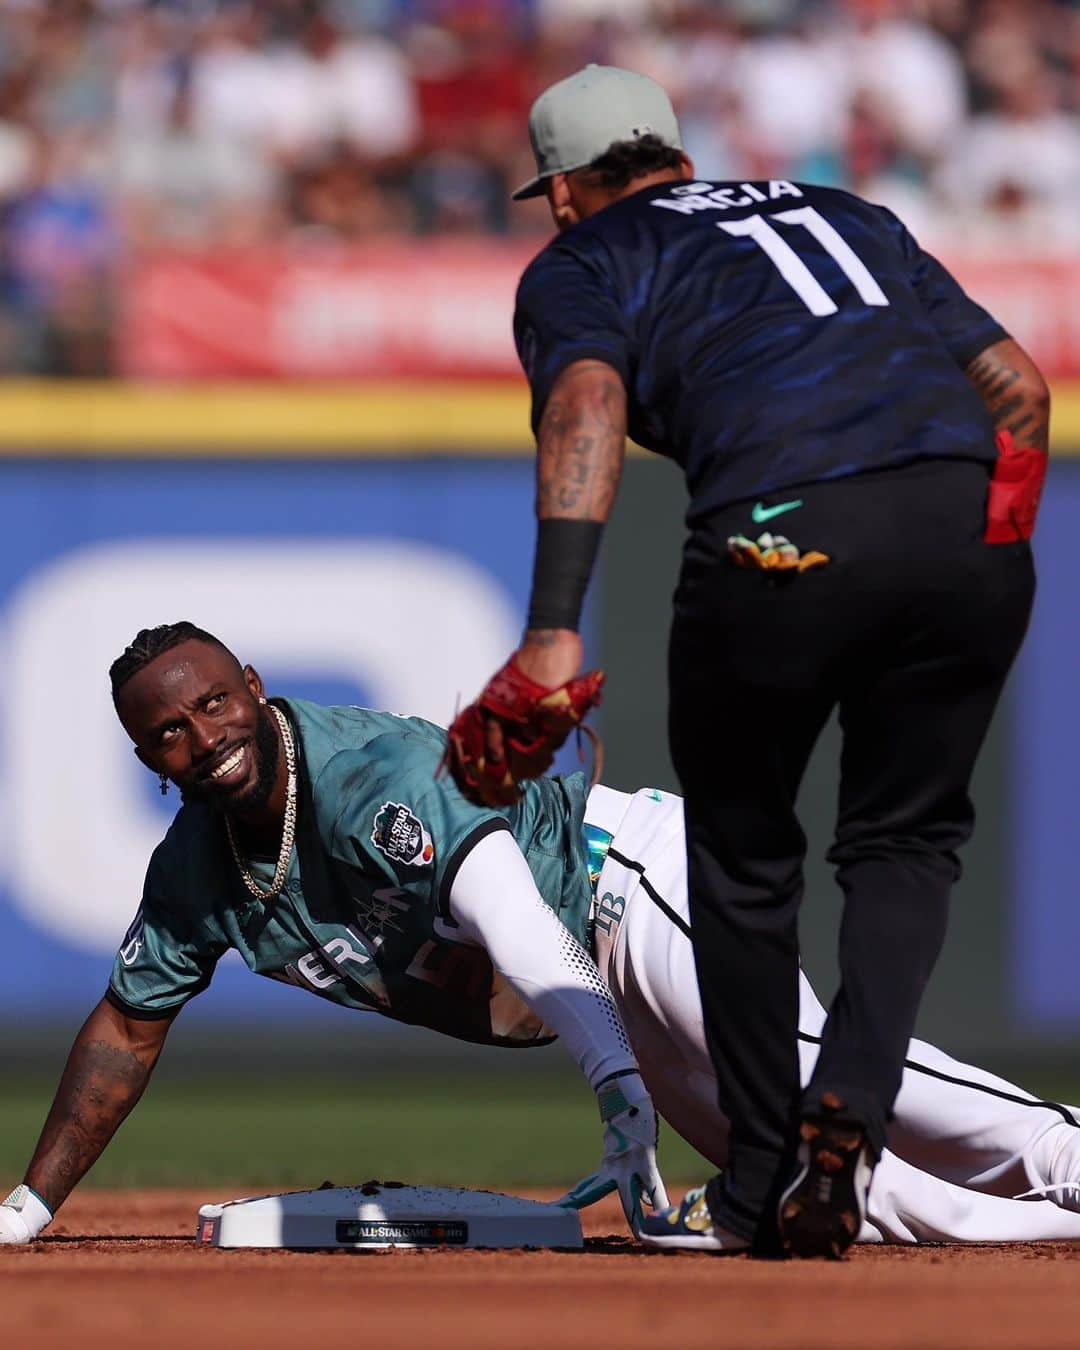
[557,1072,669,1233]
[0,1185,52,1242]
[444,645,604,807]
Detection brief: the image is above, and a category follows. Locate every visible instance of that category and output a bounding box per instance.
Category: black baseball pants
[667,458,1035,1245]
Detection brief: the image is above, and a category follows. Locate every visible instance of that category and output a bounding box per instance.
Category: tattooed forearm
[966,338,1050,455]
[23,1002,168,1213]
[537,360,627,520]
[26,1040,152,1211]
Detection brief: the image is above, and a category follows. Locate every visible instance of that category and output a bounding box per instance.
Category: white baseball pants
[586,785,1080,1243]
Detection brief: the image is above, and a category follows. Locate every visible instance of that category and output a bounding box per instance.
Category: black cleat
[777,1093,874,1260]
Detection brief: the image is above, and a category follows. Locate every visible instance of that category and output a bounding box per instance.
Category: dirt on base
[5,1188,1080,1350]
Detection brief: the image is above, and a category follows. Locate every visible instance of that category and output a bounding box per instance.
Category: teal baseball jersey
[108,698,594,1047]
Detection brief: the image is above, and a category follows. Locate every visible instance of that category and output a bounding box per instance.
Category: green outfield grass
[8,1039,1079,1195]
[2,1060,711,1191]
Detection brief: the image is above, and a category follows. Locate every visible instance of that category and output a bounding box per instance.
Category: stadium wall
[0,380,1076,1062]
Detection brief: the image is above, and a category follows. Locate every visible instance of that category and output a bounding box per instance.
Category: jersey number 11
[718,206,890,317]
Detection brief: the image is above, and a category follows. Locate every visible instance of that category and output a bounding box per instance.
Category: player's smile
[196,738,253,795]
[208,744,245,781]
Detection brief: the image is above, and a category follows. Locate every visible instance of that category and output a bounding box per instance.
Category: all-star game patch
[372,802,435,868]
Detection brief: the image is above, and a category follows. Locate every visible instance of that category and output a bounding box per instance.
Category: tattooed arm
[22,997,173,1215]
[536,359,628,522]
[511,360,628,687]
[447,357,625,778]
[966,337,1051,456]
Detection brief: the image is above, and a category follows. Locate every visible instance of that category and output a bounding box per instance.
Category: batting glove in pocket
[557,1072,669,1233]
[726,531,830,573]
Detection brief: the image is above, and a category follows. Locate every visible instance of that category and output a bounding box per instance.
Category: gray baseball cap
[512,65,683,201]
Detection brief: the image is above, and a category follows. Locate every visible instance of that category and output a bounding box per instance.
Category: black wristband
[526,519,604,633]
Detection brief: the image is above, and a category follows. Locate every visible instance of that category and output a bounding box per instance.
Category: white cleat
[1015,1181,1080,1212]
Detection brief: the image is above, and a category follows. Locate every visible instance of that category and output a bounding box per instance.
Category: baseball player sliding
[3,621,1079,1248]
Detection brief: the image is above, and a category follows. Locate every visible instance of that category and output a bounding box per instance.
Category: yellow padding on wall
[0,379,1074,456]
[0,381,533,454]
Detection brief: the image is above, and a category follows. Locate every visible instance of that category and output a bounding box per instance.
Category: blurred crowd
[0,0,1076,374]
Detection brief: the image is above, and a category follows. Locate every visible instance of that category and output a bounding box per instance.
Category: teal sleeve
[107,846,223,1019]
[317,730,512,917]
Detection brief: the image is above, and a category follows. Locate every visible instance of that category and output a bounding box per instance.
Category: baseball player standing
[446,65,1050,1258]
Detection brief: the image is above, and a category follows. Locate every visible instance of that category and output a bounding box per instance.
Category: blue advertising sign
[1011,461,1080,1029]
[0,456,593,1025]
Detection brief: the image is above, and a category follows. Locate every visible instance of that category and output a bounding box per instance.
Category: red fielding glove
[444,657,605,807]
[985,429,1047,544]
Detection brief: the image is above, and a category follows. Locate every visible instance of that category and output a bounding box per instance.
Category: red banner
[119,243,1080,381]
[950,257,1080,382]
[119,241,536,380]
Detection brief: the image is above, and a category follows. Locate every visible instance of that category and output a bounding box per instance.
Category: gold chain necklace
[225,703,297,901]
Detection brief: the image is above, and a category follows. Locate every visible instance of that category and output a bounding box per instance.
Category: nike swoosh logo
[751,499,803,524]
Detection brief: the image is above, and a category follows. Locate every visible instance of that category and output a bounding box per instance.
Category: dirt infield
[5,1189,1080,1350]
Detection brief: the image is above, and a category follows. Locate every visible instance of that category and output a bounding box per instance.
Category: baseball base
[196,1181,584,1250]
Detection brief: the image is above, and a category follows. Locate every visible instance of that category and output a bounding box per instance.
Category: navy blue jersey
[514,180,1007,521]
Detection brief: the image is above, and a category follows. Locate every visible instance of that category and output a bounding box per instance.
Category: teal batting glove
[557,1072,669,1233]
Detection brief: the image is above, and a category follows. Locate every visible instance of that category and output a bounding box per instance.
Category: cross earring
[159,773,169,796]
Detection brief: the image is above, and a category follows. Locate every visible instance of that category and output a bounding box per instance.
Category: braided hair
[109,622,232,706]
